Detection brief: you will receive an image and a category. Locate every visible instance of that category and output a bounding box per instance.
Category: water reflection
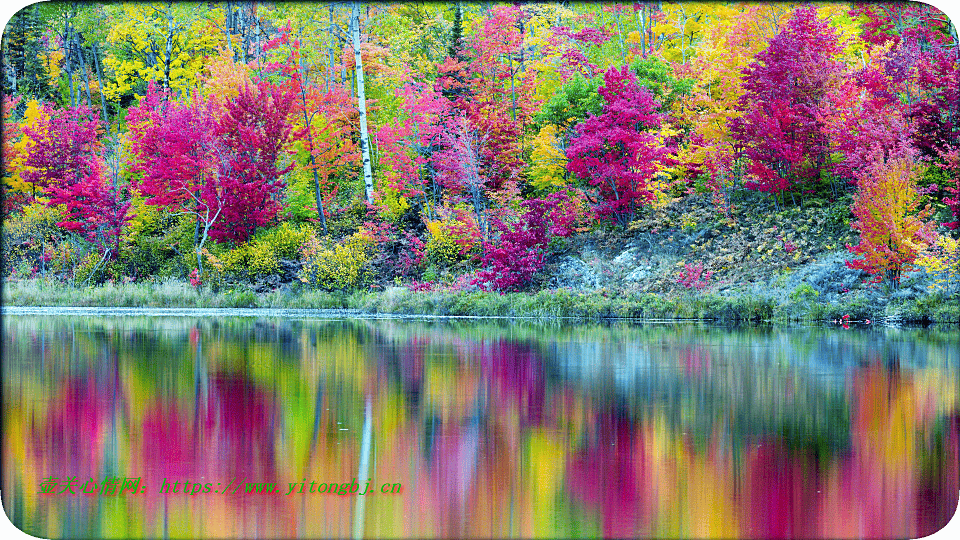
[3,316,958,538]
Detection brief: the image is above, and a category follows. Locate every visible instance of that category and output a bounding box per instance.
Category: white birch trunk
[352,2,375,204]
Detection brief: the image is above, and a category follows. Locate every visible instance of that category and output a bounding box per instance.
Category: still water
[3,311,959,538]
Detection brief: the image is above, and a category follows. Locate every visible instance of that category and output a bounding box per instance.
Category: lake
[3,309,958,538]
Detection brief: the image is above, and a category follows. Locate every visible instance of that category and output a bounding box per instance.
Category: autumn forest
[2,1,959,320]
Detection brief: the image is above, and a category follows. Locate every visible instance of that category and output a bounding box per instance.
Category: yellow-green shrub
[2,203,65,275]
[254,222,314,260]
[219,240,280,281]
[424,220,471,268]
[47,240,84,277]
[298,232,372,291]
[73,252,105,286]
[377,184,411,223]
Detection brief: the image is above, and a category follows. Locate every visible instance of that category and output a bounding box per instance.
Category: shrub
[915,234,960,293]
[789,283,820,302]
[425,219,471,268]
[218,241,281,282]
[476,195,577,292]
[255,222,314,260]
[298,232,373,291]
[73,252,107,286]
[677,262,712,291]
[1,202,66,276]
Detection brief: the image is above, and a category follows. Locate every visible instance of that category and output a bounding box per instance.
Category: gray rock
[612,247,639,267]
[553,256,603,289]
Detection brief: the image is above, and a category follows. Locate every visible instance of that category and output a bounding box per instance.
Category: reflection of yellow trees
[5,317,959,538]
[643,413,740,538]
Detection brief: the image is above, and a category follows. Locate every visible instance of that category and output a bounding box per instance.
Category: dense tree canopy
[2,1,958,290]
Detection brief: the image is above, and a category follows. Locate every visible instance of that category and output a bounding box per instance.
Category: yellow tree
[847,156,937,287]
[672,3,794,209]
[2,99,46,198]
[651,2,720,64]
[102,2,223,99]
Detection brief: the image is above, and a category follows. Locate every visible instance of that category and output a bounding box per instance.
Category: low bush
[298,232,373,291]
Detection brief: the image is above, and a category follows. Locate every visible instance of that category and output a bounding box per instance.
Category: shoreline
[4,278,958,326]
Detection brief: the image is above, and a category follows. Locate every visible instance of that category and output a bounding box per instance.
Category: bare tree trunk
[223,1,236,61]
[294,33,329,234]
[92,44,110,134]
[352,1,375,204]
[163,7,175,91]
[64,18,76,107]
[75,33,92,108]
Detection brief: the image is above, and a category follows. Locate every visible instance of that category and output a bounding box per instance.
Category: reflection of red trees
[33,379,111,489]
[566,412,649,538]
[141,403,195,481]
[133,372,283,532]
[480,342,545,427]
[202,373,278,481]
[742,440,822,539]
[137,374,277,482]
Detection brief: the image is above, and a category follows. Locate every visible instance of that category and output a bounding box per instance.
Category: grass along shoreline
[4,278,958,325]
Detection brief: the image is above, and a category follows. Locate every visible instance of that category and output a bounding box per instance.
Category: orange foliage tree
[846,156,936,287]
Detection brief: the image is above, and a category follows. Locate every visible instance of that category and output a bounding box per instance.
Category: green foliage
[325,199,368,238]
[73,252,105,286]
[118,199,172,279]
[159,214,199,277]
[789,283,820,302]
[919,163,954,198]
[422,266,439,283]
[535,74,603,134]
[629,56,694,112]
[217,241,281,282]
[298,232,373,291]
[2,203,66,276]
[224,287,258,308]
[283,167,319,224]
[823,195,853,233]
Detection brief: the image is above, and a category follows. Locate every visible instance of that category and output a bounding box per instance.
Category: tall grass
[4,278,957,324]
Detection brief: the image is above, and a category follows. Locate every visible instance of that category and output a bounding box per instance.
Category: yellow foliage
[528,125,568,190]
[43,48,64,82]
[915,234,960,292]
[424,218,474,268]
[220,241,281,281]
[4,100,45,195]
[298,232,373,291]
[656,2,738,64]
[255,222,315,260]
[377,184,411,223]
[122,195,163,244]
[102,3,223,100]
[202,48,253,108]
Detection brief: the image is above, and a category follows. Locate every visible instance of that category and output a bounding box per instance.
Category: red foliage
[436,5,539,190]
[212,81,295,242]
[566,65,672,227]
[127,81,294,244]
[21,104,130,252]
[731,6,843,197]
[909,47,959,160]
[676,262,712,291]
[21,104,102,192]
[126,82,220,222]
[476,193,576,292]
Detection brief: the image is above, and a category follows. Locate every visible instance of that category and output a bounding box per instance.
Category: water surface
[3,313,958,538]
